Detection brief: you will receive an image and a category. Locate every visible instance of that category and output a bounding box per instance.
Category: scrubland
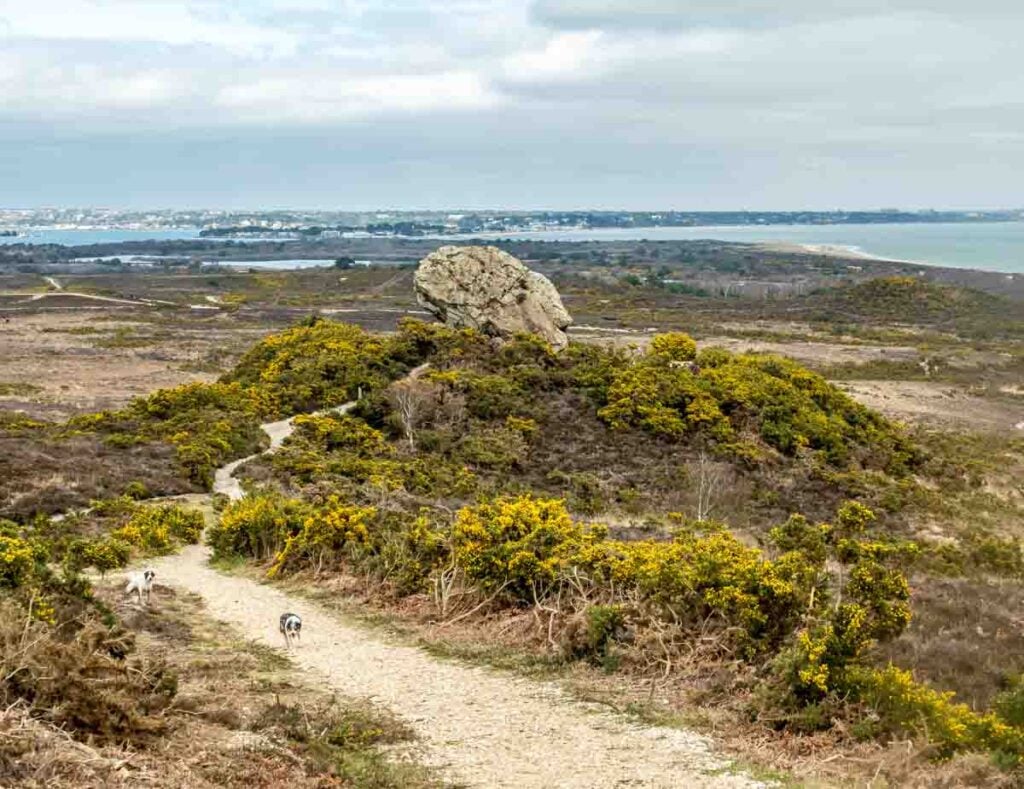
[1,264,1023,786]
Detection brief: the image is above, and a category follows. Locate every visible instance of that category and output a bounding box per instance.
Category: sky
[1,0,1023,210]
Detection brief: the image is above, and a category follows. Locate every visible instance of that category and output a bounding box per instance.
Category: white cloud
[502,31,605,83]
[0,1,298,55]
[216,71,499,122]
[2,0,1024,207]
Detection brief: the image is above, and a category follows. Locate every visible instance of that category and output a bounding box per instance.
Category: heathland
[1,241,1023,787]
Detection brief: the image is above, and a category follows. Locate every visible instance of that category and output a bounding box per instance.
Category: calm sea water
[0,228,201,246]
[473,223,1024,274]
[4,223,1024,274]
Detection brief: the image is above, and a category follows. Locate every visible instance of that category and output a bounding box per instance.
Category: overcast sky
[2,0,1022,210]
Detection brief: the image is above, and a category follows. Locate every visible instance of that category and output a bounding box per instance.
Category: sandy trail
[158,363,764,787]
[148,542,762,788]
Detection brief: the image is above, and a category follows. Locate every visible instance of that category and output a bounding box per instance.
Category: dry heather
[0,585,435,788]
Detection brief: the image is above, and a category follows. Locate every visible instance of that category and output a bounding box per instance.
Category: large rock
[414,245,572,349]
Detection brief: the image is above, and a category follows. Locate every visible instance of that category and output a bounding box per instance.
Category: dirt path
[158,366,766,787]
[148,541,763,788]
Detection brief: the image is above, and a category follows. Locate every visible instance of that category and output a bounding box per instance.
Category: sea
[3,223,1024,274]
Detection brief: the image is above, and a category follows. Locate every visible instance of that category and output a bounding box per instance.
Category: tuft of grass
[253,697,437,788]
[0,382,42,397]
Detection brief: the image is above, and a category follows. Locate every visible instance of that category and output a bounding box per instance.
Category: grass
[0,382,42,397]
[91,326,167,349]
[90,583,439,788]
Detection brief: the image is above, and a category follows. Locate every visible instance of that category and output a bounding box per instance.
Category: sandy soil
[147,540,763,789]
[0,310,264,417]
[840,380,1024,432]
[700,336,921,367]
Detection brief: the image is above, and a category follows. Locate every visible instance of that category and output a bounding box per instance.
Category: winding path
[149,366,765,788]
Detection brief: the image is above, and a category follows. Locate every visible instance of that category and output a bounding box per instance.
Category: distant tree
[334,256,355,270]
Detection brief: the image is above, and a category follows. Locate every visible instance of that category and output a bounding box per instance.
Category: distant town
[2,208,1023,239]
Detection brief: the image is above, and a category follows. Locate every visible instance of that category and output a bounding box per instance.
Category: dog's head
[144,570,155,583]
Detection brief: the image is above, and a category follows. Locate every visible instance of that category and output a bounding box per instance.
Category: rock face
[414,245,572,349]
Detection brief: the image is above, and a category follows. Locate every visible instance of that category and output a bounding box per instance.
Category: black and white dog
[125,569,156,606]
[279,612,302,648]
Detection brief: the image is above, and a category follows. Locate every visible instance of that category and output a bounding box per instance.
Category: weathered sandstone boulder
[414,245,572,349]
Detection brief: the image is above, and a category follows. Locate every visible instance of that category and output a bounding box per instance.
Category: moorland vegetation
[3,284,1024,782]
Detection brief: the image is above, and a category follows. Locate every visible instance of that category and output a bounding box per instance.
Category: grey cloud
[2,0,1024,209]
[531,0,1023,29]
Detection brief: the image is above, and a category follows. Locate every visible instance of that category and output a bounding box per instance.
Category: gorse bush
[269,498,376,577]
[0,531,44,591]
[648,332,698,362]
[224,318,415,418]
[451,495,607,601]
[848,665,1024,761]
[110,503,204,555]
[37,498,206,577]
[69,381,267,487]
[600,336,917,471]
[210,490,313,563]
[765,502,914,704]
[212,492,378,578]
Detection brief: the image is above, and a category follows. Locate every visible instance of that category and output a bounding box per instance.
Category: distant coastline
[3,221,1024,275]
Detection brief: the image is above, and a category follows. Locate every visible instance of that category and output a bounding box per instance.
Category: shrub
[269,498,377,577]
[291,414,391,457]
[451,495,606,602]
[456,427,528,470]
[70,382,267,488]
[648,332,697,362]
[450,495,810,652]
[224,318,410,417]
[598,339,917,472]
[124,481,149,500]
[994,676,1024,729]
[848,665,1024,760]
[209,491,312,562]
[584,604,627,657]
[767,502,915,704]
[0,535,39,589]
[0,602,176,743]
[110,504,204,556]
[589,531,807,652]
[71,537,132,575]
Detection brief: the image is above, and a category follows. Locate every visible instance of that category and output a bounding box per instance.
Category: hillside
[2,302,1024,785]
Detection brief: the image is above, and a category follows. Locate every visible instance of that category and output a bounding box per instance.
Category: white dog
[125,569,156,606]
[279,612,302,649]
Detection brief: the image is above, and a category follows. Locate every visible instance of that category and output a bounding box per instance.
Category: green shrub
[209,491,313,562]
[451,495,606,602]
[456,427,528,470]
[995,676,1024,729]
[269,497,376,577]
[110,504,204,556]
[584,604,626,657]
[848,665,1024,760]
[598,339,917,472]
